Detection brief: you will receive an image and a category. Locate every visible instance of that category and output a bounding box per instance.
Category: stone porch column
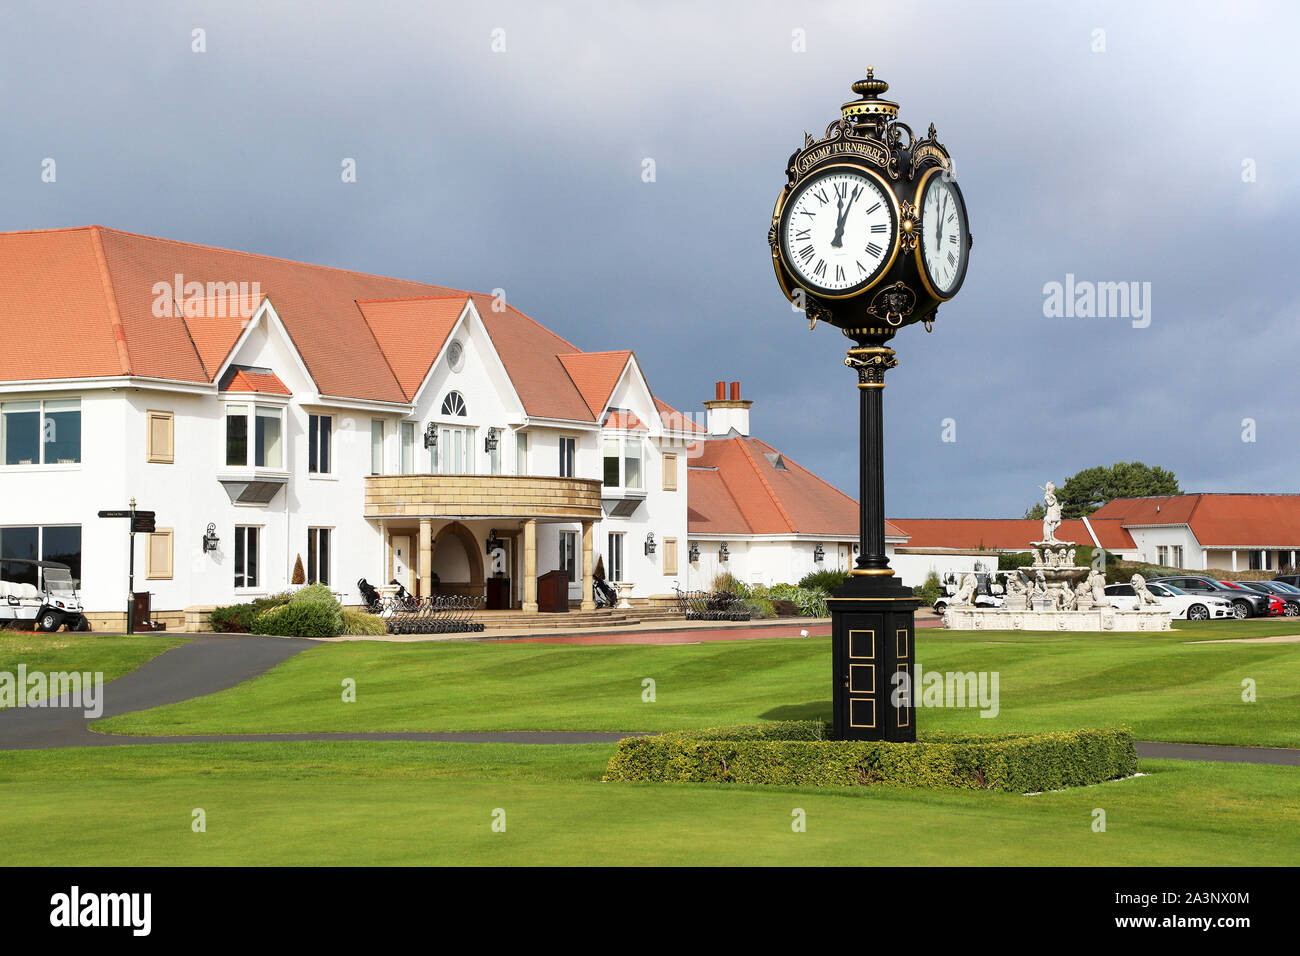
[1231,549,1238,571]
[419,518,433,597]
[580,520,595,611]
[522,518,538,613]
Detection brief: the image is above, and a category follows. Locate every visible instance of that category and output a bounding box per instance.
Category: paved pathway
[2,634,1297,766]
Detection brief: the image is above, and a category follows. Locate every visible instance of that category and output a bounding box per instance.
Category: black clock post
[768,68,972,742]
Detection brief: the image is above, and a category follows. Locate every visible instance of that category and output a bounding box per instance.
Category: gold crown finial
[845,66,896,120]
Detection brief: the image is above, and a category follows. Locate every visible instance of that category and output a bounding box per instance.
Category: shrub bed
[603,721,1137,793]
[251,601,341,638]
[209,593,292,633]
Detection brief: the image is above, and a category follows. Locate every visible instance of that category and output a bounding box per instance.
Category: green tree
[1027,462,1180,518]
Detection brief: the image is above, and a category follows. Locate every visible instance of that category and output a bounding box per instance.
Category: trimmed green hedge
[603,721,1137,792]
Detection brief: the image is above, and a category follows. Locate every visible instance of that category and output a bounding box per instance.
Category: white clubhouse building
[0,226,982,629]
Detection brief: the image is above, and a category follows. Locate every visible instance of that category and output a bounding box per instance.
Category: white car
[1103,582,1233,620]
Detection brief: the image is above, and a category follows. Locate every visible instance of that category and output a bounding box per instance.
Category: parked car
[1148,576,1271,619]
[0,559,88,632]
[1273,574,1300,589]
[1217,581,1286,616]
[1103,582,1234,620]
[1235,580,1300,616]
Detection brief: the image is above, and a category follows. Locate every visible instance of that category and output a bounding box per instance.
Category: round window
[447,340,465,373]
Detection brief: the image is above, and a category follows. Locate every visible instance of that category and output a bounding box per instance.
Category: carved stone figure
[1066,548,1076,567]
[951,573,978,607]
[1004,573,1028,610]
[1060,581,1077,611]
[1132,573,1162,610]
[1040,481,1063,544]
[1075,570,1106,611]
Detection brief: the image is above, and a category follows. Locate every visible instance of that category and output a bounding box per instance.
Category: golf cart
[933,564,1005,613]
[0,559,89,632]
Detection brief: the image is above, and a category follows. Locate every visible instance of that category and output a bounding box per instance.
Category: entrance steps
[479,606,685,632]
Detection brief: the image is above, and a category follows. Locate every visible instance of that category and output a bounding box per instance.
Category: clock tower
[769,68,972,742]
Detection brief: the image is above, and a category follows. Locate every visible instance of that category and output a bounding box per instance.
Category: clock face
[780,166,898,297]
[918,171,969,299]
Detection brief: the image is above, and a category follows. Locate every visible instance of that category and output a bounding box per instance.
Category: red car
[1218,581,1286,616]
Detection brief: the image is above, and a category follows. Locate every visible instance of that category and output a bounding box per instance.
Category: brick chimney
[703,380,753,437]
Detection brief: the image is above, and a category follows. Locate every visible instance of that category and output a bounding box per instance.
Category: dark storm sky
[3,0,1296,517]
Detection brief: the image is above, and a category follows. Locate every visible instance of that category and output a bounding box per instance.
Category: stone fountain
[942,482,1171,631]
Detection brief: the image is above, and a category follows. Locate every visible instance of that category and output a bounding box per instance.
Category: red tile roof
[0,226,674,424]
[688,435,904,539]
[655,397,706,434]
[602,411,648,431]
[886,518,1135,552]
[356,295,466,400]
[221,369,292,396]
[558,351,632,418]
[1092,494,1300,546]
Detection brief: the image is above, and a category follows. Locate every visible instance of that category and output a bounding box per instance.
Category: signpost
[97,499,155,634]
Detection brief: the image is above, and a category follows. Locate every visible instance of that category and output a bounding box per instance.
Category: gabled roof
[356,295,467,401]
[885,518,1136,552]
[655,397,706,434]
[1092,494,1300,547]
[688,434,904,539]
[558,351,633,418]
[602,411,648,431]
[467,293,595,422]
[219,369,292,396]
[0,226,681,424]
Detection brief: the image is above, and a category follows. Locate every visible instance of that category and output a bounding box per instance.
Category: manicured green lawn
[94,621,1300,746]
[0,631,184,707]
[0,742,1294,865]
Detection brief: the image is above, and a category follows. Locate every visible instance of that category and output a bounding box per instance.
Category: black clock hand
[831,185,861,248]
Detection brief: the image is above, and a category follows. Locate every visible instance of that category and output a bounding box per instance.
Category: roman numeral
[856,260,868,274]
[865,202,881,214]
[835,265,845,282]
[871,223,887,233]
[795,228,811,241]
[947,212,955,223]
[815,188,829,205]
[949,234,957,243]
[834,182,847,199]
[798,245,815,262]
[865,242,883,258]
[947,251,957,266]
[813,259,827,278]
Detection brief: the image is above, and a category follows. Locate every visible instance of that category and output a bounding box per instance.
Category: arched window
[440,391,467,417]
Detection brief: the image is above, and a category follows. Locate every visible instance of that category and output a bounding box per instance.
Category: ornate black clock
[769,68,973,743]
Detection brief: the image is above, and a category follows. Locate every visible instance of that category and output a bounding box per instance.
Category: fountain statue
[941,482,1172,632]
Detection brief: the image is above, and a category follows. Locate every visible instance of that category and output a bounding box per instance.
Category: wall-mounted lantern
[688,541,700,563]
[484,427,499,454]
[644,532,656,556]
[719,542,729,563]
[423,422,437,449]
[202,523,220,553]
[813,543,825,563]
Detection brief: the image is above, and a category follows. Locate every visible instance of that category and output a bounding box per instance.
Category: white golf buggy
[0,559,89,632]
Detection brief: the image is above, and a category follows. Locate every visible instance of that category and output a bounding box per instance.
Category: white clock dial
[919,173,968,298]
[781,167,897,296]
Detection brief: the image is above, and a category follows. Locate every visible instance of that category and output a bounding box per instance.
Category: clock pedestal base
[830,575,919,742]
